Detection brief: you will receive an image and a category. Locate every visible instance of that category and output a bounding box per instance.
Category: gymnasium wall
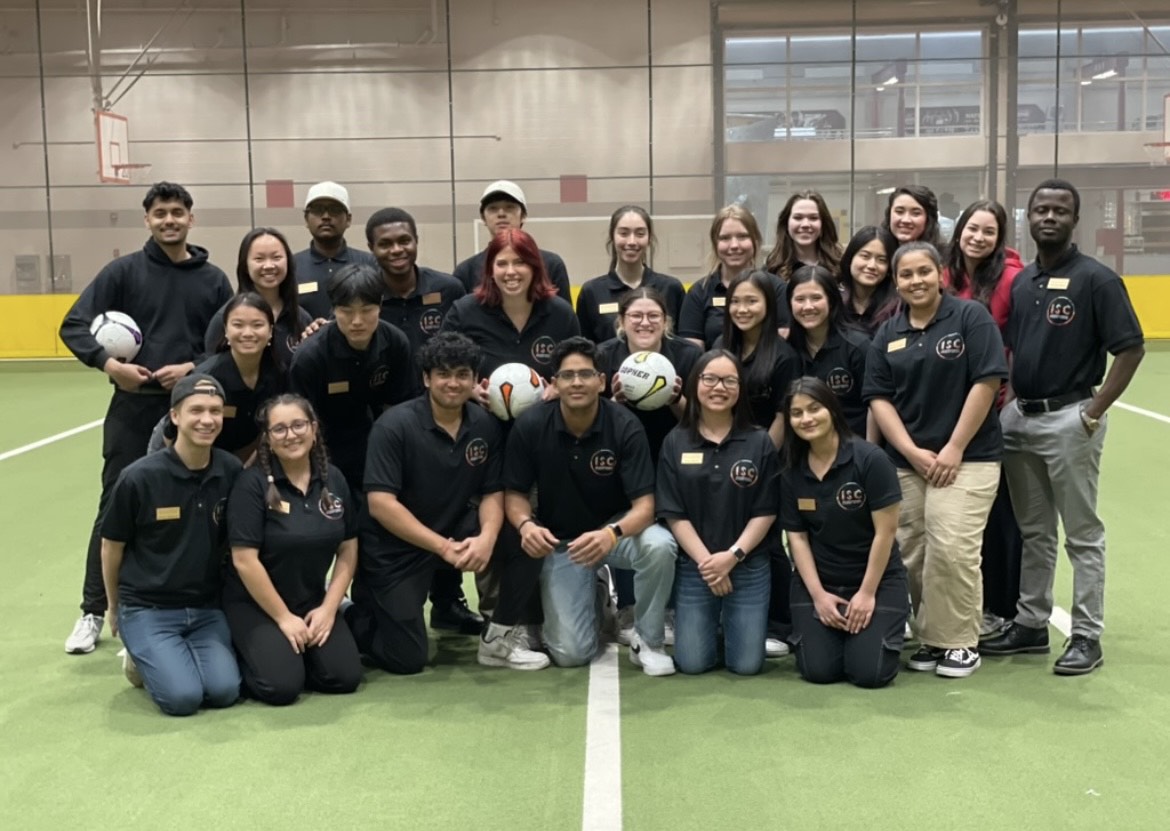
[1,0,1168,358]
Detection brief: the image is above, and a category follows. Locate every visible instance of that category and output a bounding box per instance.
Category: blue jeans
[118,605,241,716]
[539,524,676,666]
[673,554,771,675]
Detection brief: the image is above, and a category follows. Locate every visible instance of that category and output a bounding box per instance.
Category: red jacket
[943,247,1024,333]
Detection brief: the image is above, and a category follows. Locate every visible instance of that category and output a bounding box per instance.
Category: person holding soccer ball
[60,182,232,656]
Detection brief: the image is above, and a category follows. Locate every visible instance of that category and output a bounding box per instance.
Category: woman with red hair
[441,228,580,671]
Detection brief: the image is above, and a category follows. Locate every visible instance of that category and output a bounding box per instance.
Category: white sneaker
[663,609,676,647]
[765,637,790,658]
[629,633,676,677]
[65,613,104,654]
[117,648,144,688]
[615,607,635,646]
[477,623,550,670]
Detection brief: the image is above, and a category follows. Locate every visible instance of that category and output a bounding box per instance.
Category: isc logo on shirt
[590,449,617,476]
[729,460,759,488]
[1046,296,1076,326]
[531,336,556,364]
[419,308,444,335]
[465,437,489,467]
[836,482,867,511]
[370,366,389,388]
[827,368,853,395]
[935,333,966,360]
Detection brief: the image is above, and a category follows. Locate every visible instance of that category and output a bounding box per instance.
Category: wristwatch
[730,544,747,563]
[607,523,624,538]
[1079,406,1101,435]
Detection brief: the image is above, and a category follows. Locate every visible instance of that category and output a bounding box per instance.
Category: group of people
[56,175,1143,716]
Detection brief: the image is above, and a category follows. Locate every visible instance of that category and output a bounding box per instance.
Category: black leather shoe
[430,598,484,635]
[980,622,1050,655]
[1053,635,1103,676]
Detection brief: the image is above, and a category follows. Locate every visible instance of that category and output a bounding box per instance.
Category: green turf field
[2,350,1168,830]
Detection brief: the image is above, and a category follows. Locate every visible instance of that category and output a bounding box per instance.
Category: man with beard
[294,181,378,320]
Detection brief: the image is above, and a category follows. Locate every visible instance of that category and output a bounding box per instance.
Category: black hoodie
[60,239,233,392]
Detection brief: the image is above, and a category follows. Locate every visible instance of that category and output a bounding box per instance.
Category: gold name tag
[798,498,816,511]
[298,281,318,294]
[422,292,442,305]
[712,297,726,308]
[274,500,290,515]
[887,338,907,352]
[1047,277,1070,290]
[222,405,237,418]
[598,302,619,314]
[681,452,704,465]
[328,381,350,394]
[156,506,181,521]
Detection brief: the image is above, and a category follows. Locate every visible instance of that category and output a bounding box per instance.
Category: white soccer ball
[487,362,543,421]
[90,311,143,361]
[618,350,677,411]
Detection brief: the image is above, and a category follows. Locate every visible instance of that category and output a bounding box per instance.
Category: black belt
[1016,390,1092,415]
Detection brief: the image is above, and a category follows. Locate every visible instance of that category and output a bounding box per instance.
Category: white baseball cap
[304,181,351,212]
[480,180,527,213]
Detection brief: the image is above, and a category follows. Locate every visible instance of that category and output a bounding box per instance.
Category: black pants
[223,595,362,705]
[82,389,171,614]
[981,469,1023,620]
[490,523,543,627]
[790,570,909,689]
[767,546,793,640]
[429,560,467,606]
[347,553,436,675]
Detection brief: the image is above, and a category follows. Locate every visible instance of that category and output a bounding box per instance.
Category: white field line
[0,418,103,462]
[582,643,622,831]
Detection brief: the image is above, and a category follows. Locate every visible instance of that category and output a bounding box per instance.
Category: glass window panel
[919,30,983,61]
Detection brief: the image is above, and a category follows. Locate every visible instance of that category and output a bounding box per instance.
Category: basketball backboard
[95,110,130,184]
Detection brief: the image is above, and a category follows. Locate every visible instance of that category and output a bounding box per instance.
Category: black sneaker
[907,646,944,672]
[430,598,484,635]
[1053,635,1103,676]
[980,622,1050,655]
[936,647,981,678]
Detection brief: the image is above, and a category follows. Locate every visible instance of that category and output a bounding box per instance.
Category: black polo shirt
[596,336,701,461]
[656,425,779,561]
[863,293,1007,469]
[1005,245,1144,400]
[225,461,356,615]
[204,301,313,372]
[677,270,791,348]
[575,269,686,344]
[288,319,414,490]
[379,266,466,356]
[714,336,801,431]
[440,294,580,380]
[101,448,243,609]
[779,435,904,586]
[453,248,573,305]
[293,241,379,320]
[796,326,871,435]
[192,351,287,454]
[504,399,655,540]
[360,397,505,579]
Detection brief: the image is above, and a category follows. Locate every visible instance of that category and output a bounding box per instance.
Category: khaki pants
[897,462,1000,649]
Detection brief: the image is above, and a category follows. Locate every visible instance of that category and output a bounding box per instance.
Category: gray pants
[1001,399,1107,638]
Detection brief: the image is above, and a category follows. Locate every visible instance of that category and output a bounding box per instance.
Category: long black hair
[944,199,1008,305]
[882,185,944,247]
[785,265,846,357]
[220,292,283,371]
[722,270,784,397]
[236,227,300,326]
[606,205,656,273]
[254,394,337,516]
[780,376,852,469]
[679,349,754,442]
[838,226,900,329]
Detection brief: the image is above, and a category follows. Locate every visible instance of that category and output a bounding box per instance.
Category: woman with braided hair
[223,394,362,704]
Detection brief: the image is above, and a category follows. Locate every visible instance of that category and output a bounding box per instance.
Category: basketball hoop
[1142,143,1169,166]
[111,162,154,185]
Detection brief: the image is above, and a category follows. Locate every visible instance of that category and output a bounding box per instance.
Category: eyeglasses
[306,204,347,218]
[554,369,601,382]
[268,418,312,438]
[698,373,740,390]
[624,311,664,324]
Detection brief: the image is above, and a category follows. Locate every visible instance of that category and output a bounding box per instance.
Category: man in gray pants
[981,178,1144,675]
